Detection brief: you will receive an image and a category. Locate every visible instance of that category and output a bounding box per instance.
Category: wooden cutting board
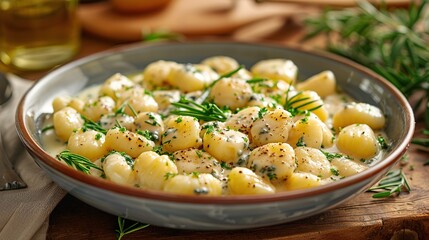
[78,0,315,42]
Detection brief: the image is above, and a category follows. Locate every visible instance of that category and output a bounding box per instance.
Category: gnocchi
[45,56,389,196]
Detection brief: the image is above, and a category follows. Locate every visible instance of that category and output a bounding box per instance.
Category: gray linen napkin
[0,75,66,240]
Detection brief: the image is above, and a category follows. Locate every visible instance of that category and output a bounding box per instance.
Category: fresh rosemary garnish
[320,150,345,162]
[115,102,138,117]
[81,115,107,134]
[367,169,411,198]
[115,216,150,240]
[304,0,429,125]
[171,97,228,122]
[57,150,103,174]
[283,86,322,116]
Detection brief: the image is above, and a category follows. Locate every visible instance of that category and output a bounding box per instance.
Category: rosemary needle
[171,97,228,122]
[57,150,103,174]
[367,169,410,198]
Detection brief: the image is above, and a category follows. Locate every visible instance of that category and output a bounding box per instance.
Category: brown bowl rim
[16,40,415,204]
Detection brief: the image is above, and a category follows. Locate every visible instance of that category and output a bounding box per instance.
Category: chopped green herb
[258,107,268,119]
[321,150,344,162]
[377,136,389,150]
[220,161,233,170]
[137,130,158,142]
[296,136,306,147]
[164,172,178,180]
[330,168,340,176]
[175,116,183,123]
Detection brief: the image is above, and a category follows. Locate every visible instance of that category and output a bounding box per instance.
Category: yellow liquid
[0,0,80,70]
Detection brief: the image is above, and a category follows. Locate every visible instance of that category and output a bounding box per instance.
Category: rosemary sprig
[283,86,322,116]
[171,97,228,122]
[367,169,410,198]
[57,150,103,174]
[115,216,150,240]
[304,0,429,123]
[81,115,107,135]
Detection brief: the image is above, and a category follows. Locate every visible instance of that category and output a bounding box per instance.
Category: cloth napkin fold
[0,75,66,240]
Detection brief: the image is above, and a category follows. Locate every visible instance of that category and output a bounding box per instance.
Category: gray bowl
[16,41,414,230]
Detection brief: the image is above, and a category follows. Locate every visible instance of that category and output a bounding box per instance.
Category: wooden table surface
[7,2,428,239]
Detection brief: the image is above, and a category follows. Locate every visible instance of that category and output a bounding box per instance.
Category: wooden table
[10,3,428,239]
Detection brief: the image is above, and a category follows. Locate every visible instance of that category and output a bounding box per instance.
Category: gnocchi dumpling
[167,64,219,92]
[163,173,222,196]
[143,60,180,89]
[201,56,240,75]
[201,56,251,79]
[116,87,159,115]
[247,142,296,182]
[294,147,331,178]
[331,157,368,177]
[209,78,253,110]
[289,90,329,122]
[133,112,164,142]
[285,172,322,190]
[228,167,275,195]
[203,127,249,165]
[152,90,181,111]
[102,152,136,186]
[250,108,293,147]
[105,127,155,158]
[287,114,324,148]
[99,113,135,131]
[225,106,260,135]
[336,124,379,160]
[296,71,336,97]
[173,148,222,177]
[99,73,136,100]
[67,129,108,161]
[134,151,178,190]
[162,116,202,152]
[81,96,116,122]
[53,107,84,142]
[333,102,386,130]
[251,59,298,84]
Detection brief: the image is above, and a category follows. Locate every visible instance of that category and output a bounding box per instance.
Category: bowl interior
[17,41,414,202]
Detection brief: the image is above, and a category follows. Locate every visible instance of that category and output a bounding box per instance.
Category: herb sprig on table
[304,0,428,197]
[116,216,150,240]
[367,169,411,198]
[304,0,429,125]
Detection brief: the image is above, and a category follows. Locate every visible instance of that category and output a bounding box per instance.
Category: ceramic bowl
[16,41,414,230]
